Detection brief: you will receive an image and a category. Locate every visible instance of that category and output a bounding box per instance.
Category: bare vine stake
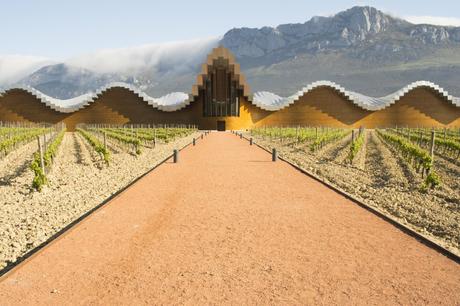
[37,136,45,175]
[43,133,47,154]
[429,130,436,174]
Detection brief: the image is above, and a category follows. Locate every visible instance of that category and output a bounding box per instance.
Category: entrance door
[217,120,226,131]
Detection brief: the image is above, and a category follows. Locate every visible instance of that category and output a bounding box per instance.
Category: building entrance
[217,120,226,131]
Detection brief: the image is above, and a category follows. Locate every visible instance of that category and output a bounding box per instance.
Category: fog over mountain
[3,6,460,98]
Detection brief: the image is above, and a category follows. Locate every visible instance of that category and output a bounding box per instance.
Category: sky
[0,0,460,84]
[1,0,459,59]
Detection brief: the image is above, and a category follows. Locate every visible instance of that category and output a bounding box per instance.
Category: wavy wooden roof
[1,46,459,113]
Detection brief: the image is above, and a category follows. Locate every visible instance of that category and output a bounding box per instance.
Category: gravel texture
[248,130,460,254]
[1,132,459,305]
[0,132,199,269]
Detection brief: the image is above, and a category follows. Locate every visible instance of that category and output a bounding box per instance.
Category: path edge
[0,132,208,279]
[238,132,460,264]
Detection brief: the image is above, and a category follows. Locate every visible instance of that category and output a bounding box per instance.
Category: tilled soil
[0,132,459,305]
[248,130,460,253]
[0,132,199,269]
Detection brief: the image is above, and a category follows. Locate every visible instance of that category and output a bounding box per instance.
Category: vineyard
[0,122,198,269]
[249,126,460,252]
[0,122,459,270]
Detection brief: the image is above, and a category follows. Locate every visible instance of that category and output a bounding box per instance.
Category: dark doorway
[217,121,226,131]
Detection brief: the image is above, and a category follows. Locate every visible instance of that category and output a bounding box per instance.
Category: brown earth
[248,130,460,253]
[0,131,198,269]
[0,132,459,305]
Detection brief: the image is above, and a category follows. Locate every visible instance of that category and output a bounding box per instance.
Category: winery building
[1,47,459,130]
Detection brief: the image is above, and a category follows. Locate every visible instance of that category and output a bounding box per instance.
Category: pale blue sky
[1,0,460,59]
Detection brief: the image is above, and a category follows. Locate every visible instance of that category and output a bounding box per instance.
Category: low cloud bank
[0,55,54,85]
[0,37,220,86]
[66,37,220,75]
[405,16,460,27]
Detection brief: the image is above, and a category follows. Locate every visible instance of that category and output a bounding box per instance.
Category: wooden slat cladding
[0,47,459,130]
[202,57,240,117]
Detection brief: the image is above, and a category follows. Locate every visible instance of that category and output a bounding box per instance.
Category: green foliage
[309,129,350,152]
[250,126,350,152]
[0,128,49,154]
[378,129,441,189]
[77,128,110,164]
[92,129,142,155]
[378,130,433,171]
[348,131,365,163]
[423,172,441,190]
[30,128,66,191]
[99,127,195,143]
[390,128,460,159]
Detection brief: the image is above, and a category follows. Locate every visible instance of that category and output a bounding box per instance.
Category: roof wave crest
[1,80,459,114]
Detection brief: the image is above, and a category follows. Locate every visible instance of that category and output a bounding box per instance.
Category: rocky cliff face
[11,6,460,98]
[17,64,127,99]
[221,6,460,63]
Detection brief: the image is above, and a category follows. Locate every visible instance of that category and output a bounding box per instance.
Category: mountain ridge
[9,6,460,98]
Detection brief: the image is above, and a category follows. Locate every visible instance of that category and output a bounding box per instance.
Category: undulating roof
[1,47,459,113]
[250,80,460,111]
[0,83,192,113]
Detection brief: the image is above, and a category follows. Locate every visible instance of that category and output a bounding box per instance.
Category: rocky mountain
[11,6,460,98]
[222,6,460,64]
[17,64,128,99]
[221,6,460,96]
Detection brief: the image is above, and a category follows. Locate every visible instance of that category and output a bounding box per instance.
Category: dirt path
[316,133,351,164]
[0,140,37,186]
[434,154,460,196]
[365,131,409,188]
[0,132,198,270]
[0,132,459,305]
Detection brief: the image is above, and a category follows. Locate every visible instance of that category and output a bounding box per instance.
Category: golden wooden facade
[1,47,459,130]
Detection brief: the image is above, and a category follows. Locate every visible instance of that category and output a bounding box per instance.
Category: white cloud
[66,37,220,75]
[0,55,54,85]
[0,37,220,86]
[405,16,460,27]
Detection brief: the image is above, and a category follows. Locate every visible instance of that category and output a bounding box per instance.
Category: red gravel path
[0,132,459,305]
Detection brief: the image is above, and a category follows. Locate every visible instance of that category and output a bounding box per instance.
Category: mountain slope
[221,6,460,96]
[10,6,460,98]
[17,64,128,99]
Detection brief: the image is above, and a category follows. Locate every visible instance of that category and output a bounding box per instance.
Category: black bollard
[272,148,277,162]
[250,138,253,145]
[193,138,196,146]
[240,133,242,139]
[173,149,179,163]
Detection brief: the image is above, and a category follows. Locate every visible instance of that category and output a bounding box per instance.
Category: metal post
[173,149,179,163]
[103,132,107,150]
[272,148,277,162]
